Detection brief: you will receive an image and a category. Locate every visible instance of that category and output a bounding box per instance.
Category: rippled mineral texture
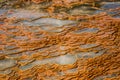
[0,0,120,80]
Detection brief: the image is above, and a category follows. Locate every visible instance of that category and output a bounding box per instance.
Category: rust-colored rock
[0,0,120,80]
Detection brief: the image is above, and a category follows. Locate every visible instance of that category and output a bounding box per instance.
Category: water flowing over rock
[0,0,120,80]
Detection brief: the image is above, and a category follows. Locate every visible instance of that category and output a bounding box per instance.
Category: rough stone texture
[0,1,120,80]
[0,59,16,70]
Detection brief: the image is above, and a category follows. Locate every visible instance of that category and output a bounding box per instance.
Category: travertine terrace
[0,0,120,80]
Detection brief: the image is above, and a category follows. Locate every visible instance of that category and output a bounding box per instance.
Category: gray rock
[0,9,7,15]
[0,69,12,75]
[20,58,56,70]
[23,18,76,27]
[76,50,105,58]
[95,2,120,18]
[7,9,48,19]
[101,2,120,9]
[69,5,97,15]
[80,44,98,49]
[56,54,77,65]
[0,59,16,70]
[74,28,99,34]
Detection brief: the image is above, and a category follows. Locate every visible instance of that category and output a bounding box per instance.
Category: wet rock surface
[69,5,97,15]
[0,1,120,80]
[74,28,99,34]
[0,59,16,70]
[95,2,120,17]
[23,18,76,27]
